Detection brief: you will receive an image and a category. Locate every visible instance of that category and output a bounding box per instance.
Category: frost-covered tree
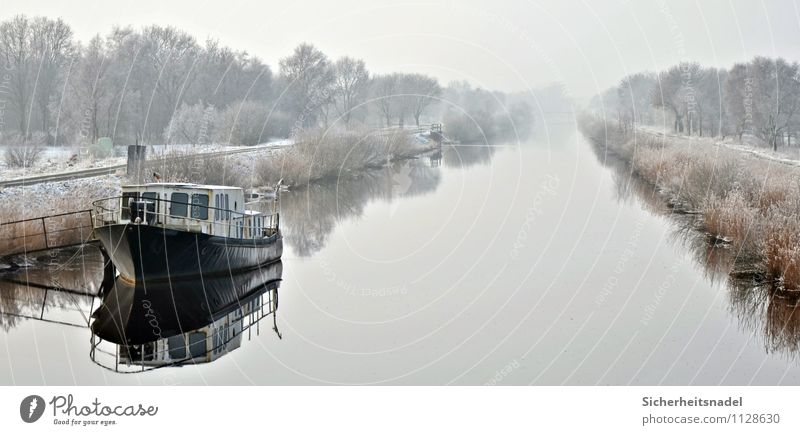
[0,15,37,138]
[372,73,401,127]
[723,63,752,141]
[401,73,441,127]
[278,43,334,130]
[164,102,217,145]
[747,57,800,150]
[617,72,656,132]
[215,100,278,146]
[332,56,369,128]
[652,63,703,134]
[30,16,74,141]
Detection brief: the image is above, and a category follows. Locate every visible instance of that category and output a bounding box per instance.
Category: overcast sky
[1,0,798,102]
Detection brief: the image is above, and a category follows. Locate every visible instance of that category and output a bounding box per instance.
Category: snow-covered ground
[0,138,294,182]
[637,124,800,167]
[0,147,126,182]
[0,174,122,221]
[147,138,293,156]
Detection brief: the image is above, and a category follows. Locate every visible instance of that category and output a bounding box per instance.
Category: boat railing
[91,196,280,239]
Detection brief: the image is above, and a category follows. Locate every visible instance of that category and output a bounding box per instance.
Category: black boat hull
[94,223,283,283]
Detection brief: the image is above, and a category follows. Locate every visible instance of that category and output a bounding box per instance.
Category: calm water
[3,123,800,385]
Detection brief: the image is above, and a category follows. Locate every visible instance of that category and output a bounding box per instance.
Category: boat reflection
[89,261,282,372]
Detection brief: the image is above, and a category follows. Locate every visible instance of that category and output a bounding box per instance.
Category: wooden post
[127,145,147,183]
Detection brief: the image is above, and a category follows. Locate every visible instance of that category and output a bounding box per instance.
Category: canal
[2,122,799,385]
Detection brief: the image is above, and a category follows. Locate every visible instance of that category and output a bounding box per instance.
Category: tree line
[0,15,535,148]
[591,56,800,151]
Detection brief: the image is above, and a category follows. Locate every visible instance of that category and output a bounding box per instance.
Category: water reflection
[0,245,283,372]
[90,261,282,372]
[592,140,800,359]
[279,145,497,257]
[280,151,439,257]
[0,247,102,331]
[442,144,496,169]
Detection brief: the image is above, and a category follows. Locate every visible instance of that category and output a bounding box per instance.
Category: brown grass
[256,128,418,187]
[764,214,800,289]
[0,181,117,257]
[146,150,248,187]
[580,114,800,289]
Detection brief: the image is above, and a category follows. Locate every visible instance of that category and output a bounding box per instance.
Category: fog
[2,0,797,103]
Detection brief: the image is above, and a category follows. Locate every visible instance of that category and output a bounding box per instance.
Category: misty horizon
[2,0,798,102]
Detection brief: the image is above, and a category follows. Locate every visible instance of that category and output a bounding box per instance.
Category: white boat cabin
[117,183,273,239]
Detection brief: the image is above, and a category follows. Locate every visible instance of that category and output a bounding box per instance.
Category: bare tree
[617,72,656,132]
[30,16,74,142]
[278,43,334,130]
[748,57,800,150]
[401,73,441,126]
[652,63,701,134]
[66,35,111,144]
[136,25,200,142]
[332,56,369,128]
[0,15,34,137]
[164,102,216,145]
[372,73,400,127]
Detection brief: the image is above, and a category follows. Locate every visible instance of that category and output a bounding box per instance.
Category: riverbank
[580,115,800,289]
[0,129,432,229]
[255,128,430,187]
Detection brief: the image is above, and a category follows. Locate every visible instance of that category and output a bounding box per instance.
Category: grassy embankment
[0,128,422,252]
[255,128,420,187]
[580,115,800,289]
[148,128,422,188]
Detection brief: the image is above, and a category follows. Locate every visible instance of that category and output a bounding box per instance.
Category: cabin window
[224,194,230,220]
[142,192,158,217]
[168,336,186,360]
[188,332,206,359]
[170,193,189,217]
[214,194,220,221]
[121,192,138,220]
[213,327,223,354]
[191,194,209,220]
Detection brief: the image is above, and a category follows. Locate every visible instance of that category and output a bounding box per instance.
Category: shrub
[214,101,292,146]
[146,151,246,187]
[257,128,415,186]
[2,132,46,168]
[4,145,43,168]
[764,213,800,289]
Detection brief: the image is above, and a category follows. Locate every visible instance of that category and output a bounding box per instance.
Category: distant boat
[91,182,282,283]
